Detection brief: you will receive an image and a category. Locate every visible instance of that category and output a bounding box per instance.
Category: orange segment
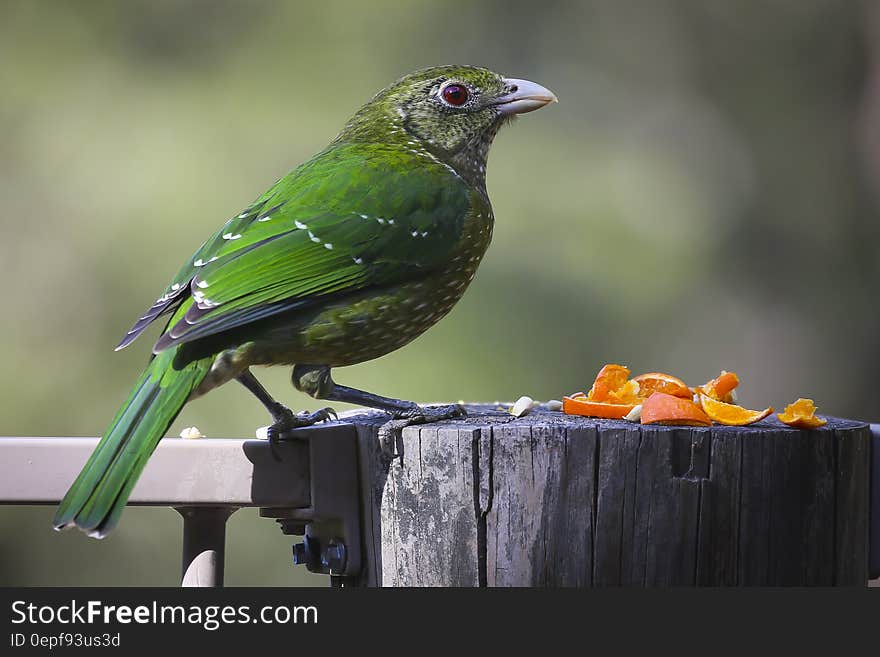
[699,394,772,426]
[633,372,692,399]
[694,370,740,403]
[586,364,631,402]
[563,396,636,419]
[606,379,642,404]
[777,398,827,429]
[641,392,711,427]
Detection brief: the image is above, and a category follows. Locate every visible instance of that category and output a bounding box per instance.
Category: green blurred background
[1,0,878,585]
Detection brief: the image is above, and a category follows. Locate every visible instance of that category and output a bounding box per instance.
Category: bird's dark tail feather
[53,348,212,538]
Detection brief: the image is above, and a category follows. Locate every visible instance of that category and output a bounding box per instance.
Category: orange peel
[694,371,740,403]
[633,372,692,399]
[563,395,636,419]
[586,364,631,402]
[641,392,711,427]
[777,398,827,429]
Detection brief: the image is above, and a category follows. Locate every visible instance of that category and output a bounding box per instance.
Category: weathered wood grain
[351,408,871,587]
[835,424,871,585]
[593,424,641,585]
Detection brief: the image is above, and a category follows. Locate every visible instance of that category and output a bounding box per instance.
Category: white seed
[545,399,563,412]
[255,426,269,441]
[180,426,205,439]
[624,404,643,422]
[510,395,534,418]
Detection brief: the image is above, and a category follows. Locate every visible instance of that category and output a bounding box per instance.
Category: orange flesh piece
[699,394,772,426]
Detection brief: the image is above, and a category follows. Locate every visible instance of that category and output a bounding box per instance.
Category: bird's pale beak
[495,78,558,115]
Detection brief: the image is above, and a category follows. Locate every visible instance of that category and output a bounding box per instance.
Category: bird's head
[339,65,557,187]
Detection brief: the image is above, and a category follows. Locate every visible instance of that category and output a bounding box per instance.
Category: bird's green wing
[117,142,477,353]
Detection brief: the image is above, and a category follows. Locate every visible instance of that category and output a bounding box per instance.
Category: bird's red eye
[441,84,469,106]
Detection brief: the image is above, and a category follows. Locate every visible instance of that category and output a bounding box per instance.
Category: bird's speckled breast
[248,198,494,368]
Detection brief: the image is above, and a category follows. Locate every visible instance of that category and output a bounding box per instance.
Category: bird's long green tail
[53,348,211,538]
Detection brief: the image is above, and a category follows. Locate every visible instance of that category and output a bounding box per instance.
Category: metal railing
[0,423,365,587]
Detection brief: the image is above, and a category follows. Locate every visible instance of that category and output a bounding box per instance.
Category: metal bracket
[259,422,363,582]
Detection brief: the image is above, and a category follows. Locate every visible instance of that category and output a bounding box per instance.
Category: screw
[321,540,347,573]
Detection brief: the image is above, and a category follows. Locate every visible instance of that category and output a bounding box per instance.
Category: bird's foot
[257,404,338,443]
[378,403,467,461]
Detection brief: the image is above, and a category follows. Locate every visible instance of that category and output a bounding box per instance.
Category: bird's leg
[237,369,336,442]
[292,365,466,457]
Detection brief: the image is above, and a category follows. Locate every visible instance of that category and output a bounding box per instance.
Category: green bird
[53,65,557,538]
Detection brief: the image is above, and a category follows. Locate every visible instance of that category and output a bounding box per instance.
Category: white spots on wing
[353,257,363,265]
[194,258,205,267]
[421,231,429,237]
[258,215,272,222]
[308,231,321,243]
[208,256,219,263]
[324,243,333,250]
[193,290,218,308]
[171,283,181,291]
[237,212,248,218]
[358,213,368,219]
[222,232,242,240]
[295,220,308,230]
[388,219,395,225]
[196,280,209,289]
[377,217,385,224]
[411,230,419,237]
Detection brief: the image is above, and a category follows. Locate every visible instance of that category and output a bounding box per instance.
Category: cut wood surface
[348,406,870,587]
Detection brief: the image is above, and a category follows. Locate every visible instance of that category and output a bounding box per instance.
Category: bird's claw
[262,405,338,443]
[378,404,467,461]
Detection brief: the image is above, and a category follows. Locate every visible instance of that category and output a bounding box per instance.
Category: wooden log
[351,406,871,587]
